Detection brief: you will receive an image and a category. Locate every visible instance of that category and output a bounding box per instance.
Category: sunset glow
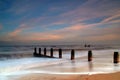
[0,0,120,44]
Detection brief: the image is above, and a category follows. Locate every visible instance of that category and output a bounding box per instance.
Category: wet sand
[1,49,120,80]
[16,72,120,80]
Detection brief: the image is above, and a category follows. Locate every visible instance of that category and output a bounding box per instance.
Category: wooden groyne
[44,48,47,56]
[88,50,92,61]
[71,49,75,60]
[39,48,41,55]
[59,48,62,58]
[114,52,119,63]
[50,48,53,57]
[33,47,119,63]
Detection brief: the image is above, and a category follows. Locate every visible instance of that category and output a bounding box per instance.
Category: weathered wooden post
[114,52,119,63]
[59,48,62,58]
[71,49,75,60]
[33,47,37,56]
[50,48,53,57]
[88,50,92,61]
[44,48,47,56]
[39,48,41,56]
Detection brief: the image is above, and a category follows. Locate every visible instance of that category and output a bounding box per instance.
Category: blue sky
[0,0,120,45]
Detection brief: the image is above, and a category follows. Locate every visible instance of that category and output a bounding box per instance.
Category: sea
[0,45,120,80]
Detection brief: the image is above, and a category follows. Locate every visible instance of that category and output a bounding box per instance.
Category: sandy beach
[1,49,120,80]
[1,0,120,79]
[15,72,120,80]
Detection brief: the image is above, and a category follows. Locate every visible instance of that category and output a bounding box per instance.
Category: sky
[0,0,120,45]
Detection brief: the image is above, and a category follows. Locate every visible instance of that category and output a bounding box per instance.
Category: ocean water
[0,45,120,80]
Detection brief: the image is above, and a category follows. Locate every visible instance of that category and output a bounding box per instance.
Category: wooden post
[33,47,37,56]
[39,48,41,56]
[59,48,62,58]
[88,50,92,61]
[50,48,53,57]
[44,48,47,56]
[114,52,119,63]
[71,49,75,60]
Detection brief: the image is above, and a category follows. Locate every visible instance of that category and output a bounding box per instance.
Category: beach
[14,72,120,80]
[0,46,120,80]
[12,59,120,80]
[1,0,120,79]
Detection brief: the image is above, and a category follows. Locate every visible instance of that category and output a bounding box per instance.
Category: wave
[0,46,120,80]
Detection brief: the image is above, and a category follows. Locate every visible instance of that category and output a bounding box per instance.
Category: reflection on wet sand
[88,62,93,71]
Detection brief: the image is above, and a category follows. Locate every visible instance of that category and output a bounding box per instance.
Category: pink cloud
[8,0,119,33]
[8,32,63,42]
[23,33,62,41]
[101,11,120,23]
[9,28,23,37]
[65,24,85,31]
[59,0,119,25]
[3,9,120,43]
[8,24,27,37]
[2,22,120,43]
[6,24,85,42]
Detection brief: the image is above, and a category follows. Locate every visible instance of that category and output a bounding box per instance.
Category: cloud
[8,28,23,37]
[59,0,120,24]
[4,16,120,43]
[21,33,62,41]
[6,0,120,31]
[4,23,63,42]
[101,11,120,23]
[52,22,120,43]
[8,24,27,37]
[1,0,120,44]
[5,32,63,42]
[5,23,85,42]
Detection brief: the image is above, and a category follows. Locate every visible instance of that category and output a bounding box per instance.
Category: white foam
[0,49,120,80]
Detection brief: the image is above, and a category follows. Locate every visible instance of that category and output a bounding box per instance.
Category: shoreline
[1,48,120,80]
[14,71,120,80]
